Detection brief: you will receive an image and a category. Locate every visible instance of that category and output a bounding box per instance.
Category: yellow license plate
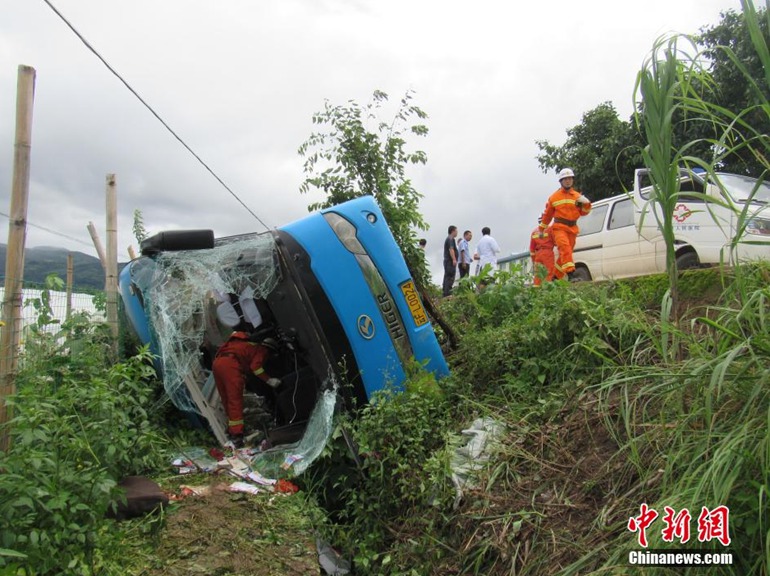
[400,280,429,327]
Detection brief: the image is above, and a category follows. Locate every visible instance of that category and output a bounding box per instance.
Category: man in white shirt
[473,227,501,275]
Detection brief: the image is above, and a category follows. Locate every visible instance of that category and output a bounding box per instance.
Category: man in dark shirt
[443,225,459,297]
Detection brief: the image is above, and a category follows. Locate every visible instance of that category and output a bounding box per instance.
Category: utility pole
[1,65,36,452]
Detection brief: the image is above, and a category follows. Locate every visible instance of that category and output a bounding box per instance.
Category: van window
[608,198,634,229]
[639,172,705,201]
[578,204,608,235]
[677,176,705,202]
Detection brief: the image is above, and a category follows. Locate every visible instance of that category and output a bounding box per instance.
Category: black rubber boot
[228,433,244,449]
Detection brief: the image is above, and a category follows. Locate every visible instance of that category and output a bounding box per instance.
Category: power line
[0,210,93,248]
[41,0,271,232]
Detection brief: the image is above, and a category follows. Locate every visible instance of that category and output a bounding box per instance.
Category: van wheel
[571,267,591,282]
[676,252,699,270]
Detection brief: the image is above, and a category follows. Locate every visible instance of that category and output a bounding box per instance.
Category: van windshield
[713,173,770,203]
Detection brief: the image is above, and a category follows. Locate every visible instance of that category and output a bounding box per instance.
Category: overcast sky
[1,0,743,282]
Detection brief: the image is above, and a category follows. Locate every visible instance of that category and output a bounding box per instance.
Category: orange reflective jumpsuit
[539,187,591,277]
[529,225,555,286]
[212,331,273,436]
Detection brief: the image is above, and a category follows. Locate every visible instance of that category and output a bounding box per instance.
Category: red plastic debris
[209,447,226,461]
[274,479,299,494]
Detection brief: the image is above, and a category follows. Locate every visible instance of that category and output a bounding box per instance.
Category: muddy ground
[137,479,322,576]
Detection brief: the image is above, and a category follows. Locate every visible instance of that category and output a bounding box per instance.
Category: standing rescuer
[213,331,281,447]
[539,168,591,280]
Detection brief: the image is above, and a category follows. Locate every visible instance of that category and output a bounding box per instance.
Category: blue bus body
[120,196,448,445]
[281,197,447,399]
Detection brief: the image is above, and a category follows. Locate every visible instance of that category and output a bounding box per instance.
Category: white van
[571,169,770,281]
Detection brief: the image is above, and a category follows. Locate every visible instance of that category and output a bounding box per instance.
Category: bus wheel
[676,252,699,270]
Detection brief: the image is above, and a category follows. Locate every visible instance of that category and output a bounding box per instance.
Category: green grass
[3,266,769,575]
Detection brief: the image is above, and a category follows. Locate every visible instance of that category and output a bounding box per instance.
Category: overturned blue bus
[119,196,449,450]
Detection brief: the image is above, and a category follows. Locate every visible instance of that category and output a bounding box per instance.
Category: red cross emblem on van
[673,204,692,223]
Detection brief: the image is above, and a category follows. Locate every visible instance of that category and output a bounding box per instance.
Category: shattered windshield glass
[131,235,280,414]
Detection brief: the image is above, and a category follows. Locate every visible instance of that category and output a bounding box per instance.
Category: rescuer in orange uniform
[539,168,591,280]
[529,218,556,286]
[213,331,281,447]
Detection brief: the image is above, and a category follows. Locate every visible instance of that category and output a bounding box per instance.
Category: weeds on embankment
[305,266,769,575]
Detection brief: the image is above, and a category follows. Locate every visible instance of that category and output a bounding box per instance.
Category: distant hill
[0,244,126,291]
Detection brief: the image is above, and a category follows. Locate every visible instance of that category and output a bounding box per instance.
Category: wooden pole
[1,65,36,452]
[65,253,73,321]
[105,174,119,358]
[87,221,107,270]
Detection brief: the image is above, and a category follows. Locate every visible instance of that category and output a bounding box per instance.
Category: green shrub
[0,280,168,575]
[451,279,652,390]
[306,379,454,575]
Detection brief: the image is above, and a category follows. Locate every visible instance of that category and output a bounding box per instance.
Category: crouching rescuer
[212,331,281,447]
[539,168,591,280]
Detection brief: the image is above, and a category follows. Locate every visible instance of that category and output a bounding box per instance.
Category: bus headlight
[324,212,367,254]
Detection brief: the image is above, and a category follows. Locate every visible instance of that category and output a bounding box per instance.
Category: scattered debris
[450,417,506,508]
[317,537,351,575]
[169,444,304,499]
[171,447,219,474]
[275,479,300,494]
[281,453,304,470]
[178,485,213,497]
[229,481,262,495]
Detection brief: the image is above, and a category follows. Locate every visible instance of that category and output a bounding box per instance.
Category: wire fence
[0,287,105,335]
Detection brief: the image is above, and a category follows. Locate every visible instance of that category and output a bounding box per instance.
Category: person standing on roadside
[442,225,459,297]
[457,230,473,279]
[473,227,501,275]
[539,168,591,281]
[530,217,556,286]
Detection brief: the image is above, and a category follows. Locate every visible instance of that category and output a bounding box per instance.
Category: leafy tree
[299,90,458,348]
[535,102,645,201]
[535,5,770,200]
[299,91,428,281]
[696,6,770,175]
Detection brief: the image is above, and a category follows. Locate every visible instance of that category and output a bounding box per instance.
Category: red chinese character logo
[697,506,731,546]
[628,503,659,548]
[661,506,691,544]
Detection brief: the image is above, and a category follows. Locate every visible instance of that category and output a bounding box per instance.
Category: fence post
[105,175,118,358]
[1,65,36,452]
[65,252,73,321]
[87,221,107,270]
